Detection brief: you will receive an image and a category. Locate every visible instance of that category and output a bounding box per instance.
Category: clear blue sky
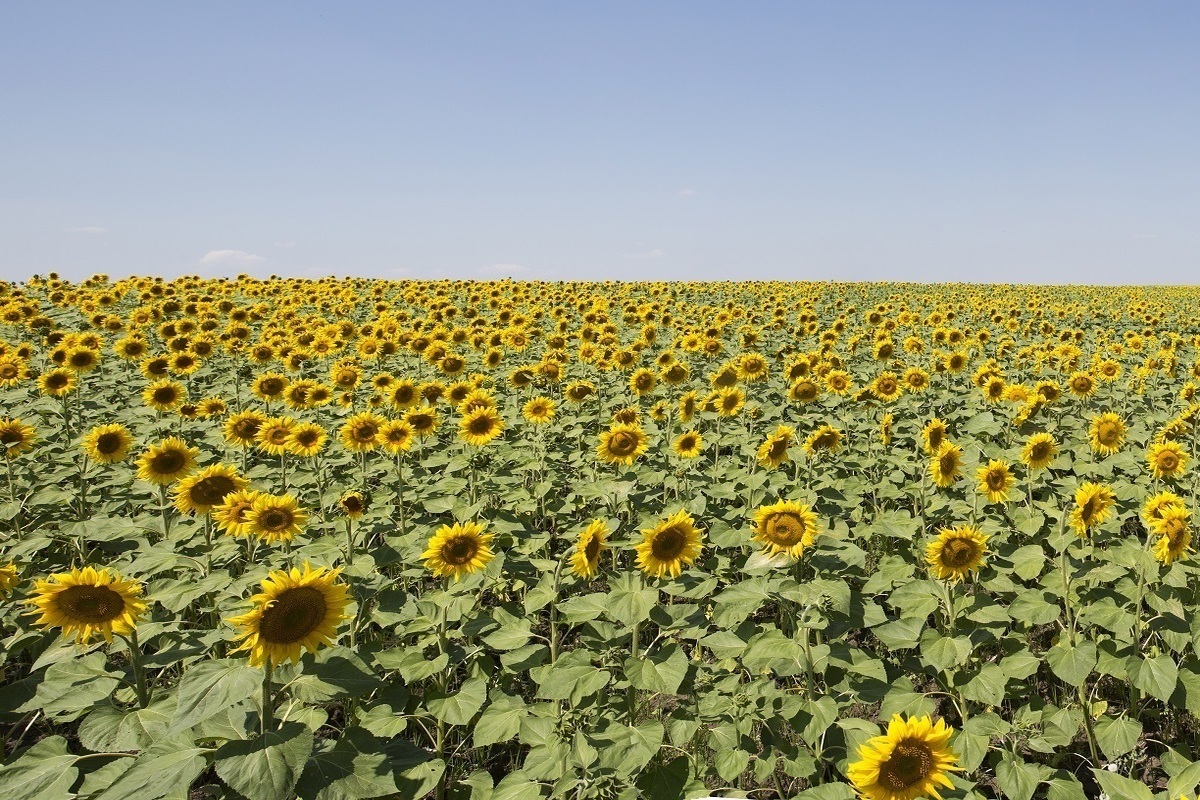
[2,3,1198,284]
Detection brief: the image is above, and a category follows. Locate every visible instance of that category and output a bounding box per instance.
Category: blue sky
[2,3,1197,284]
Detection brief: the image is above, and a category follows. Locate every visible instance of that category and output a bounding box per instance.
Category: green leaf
[1129,653,1178,702]
[607,573,658,627]
[625,643,688,695]
[714,748,751,782]
[996,754,1041,800]
[531,653,611,703]
[0,736,79,800]
[296,728,403,800]
[427,676,487,726]
[1090,769,1154,800]
[1094,715,1142,760]
[214,722,314,800]
[919,632,971,671]
[1167,759,1200,798]
[24,651,121,718]
[491,771,543,800]
[78,697,176,752]
[1045,777,1088,800]
[95,737,209,800]
[957,664,1007,706]
[1045,641,1096,686]
[473,693,528,748]
[289,649,385,703]
[636,756,689,800]
[170,658,262,734]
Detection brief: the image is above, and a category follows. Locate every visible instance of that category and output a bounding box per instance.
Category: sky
[1,2,1198,285]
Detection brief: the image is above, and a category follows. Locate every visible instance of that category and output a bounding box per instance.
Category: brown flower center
[151,449,186,474]
[258,587,326,644]
[650,525,688,561]
[442,535,479,566]
[763,512,806,546]
[608,431,640,456]
[941,538,978,568]
[96,432,124,455]
[879,740,934,790]
[58,584,125,623]
[190,475,238,507]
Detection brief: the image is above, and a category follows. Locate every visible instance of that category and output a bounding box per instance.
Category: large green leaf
[0,736,79,800]
[170,658,262,733]
[95,737,209,800]
[214,722,314,800]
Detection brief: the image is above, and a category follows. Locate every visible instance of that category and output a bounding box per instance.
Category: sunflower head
[635,510,704,580]
[848,715,961,800]
[975,459,1013,505]
[1020,432,1058,470]
[752,500,819,560]
[926,526,988,582]
[756,425,794,469]
[570,519,609,580]
[422,521,495,581]
[1070,481,1115,536]
[174,464,248,515]
[522,396,556,425]
[247,493,308,544]
[597,423,648,466]
[224,410,267,447]
[929,442,963,489]
[339,490,368,519]
[26,566,147,643]
[214,489,263,537]
[227,562,350,667]
[0,561,20,596]
[1089,412,1127,456]
[803,424,842,457]
[339,412,385,452]
[1148,440,1189,481]
[136,437,198,485]
[459,407,504,447]
[673,429,704,459]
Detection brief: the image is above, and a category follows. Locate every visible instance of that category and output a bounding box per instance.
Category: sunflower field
[3,275,1200,800]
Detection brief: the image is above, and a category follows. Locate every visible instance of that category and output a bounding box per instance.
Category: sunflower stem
[158,484,171,539]
[626,620,640,724]
[345,518,354,568]
[124,629,151,709]
[261,660,275,734]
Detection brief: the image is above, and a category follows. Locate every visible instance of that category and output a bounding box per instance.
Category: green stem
[124,629,151,709]
[261,660,275,734]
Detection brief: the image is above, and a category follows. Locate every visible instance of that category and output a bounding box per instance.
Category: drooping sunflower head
[136,437,198,485]
[1151,506,1192,565]
[214,489,263,537]
[1144,490,1185,527]
[340,412,385,452]
[1089,412,1126,456]
[338,490,368,519]
[1070,481,1115,536]
[921,418,948,456]
[847,714,961,800]
[975,459,1013,505]
[752,500,819,560]
[522,396,556,425]
[26,566,147,644]
[80,423,133,464]
[926,526,988,582]
[570,519,609,580]
[673,429,704,459]
[756,425,795,469]
[1147,440,1189,481]
[1020,432,1058,470]
[174,464,248,515]
[422,521,495,582]
[597,423,649,466]
[564,380,597,404]
[929,442,963,489]
[223,409,267,447]
[0,560,20,596]
[227,562,350,667]
[247,493,308,544]
[678,390,698,422]
[635,510,704,580]
[804,424,842,457]
[458,407,505,447]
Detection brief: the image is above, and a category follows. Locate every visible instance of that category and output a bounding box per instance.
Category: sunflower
[564,380,596,403]
[257,416,297,456]
[174,464,249,515]
[1020,432,1058,470]
[570,519,609,579]
[388,380,419,409]
[247,493,308,544]
[0,355,29,387]
[1149,505,1191,565]
[1144,491,1185,527]
[0,561,19,596]
[142,379,186,412]
[597,423,649,466]
[339,490,367,519]
[136,437,198,485]
[287,422,328,458]
[756,425,794,469]
[673,429,704,459]
[340,412,385,452]
[65,346,100,373]
[26,566,147,644]
[825,369,853,395]
[1067,371,1096,398]
[635,510,704,579]
[847,714,961,800]
[787,378,820,404]
[804,424,842,457]
[714,386,745,418]
[458,407,505,447]
[1069,482,1115,537]
[405,408,440,438]
[38,367,77,396]
[871,372,903,402]
[678,391,699,422]
[214,489,262,537]
[0,417,36,458]
[975,460,1013,504]
[629,368,657,396]
[380,419,414,455]
[422,520,495,581]
[227,562,350,667]
[929,442,963,489]
[921,418,949,456]
[1088,412,1126,456]
[251,372,289,403]
[926,526,988,582]
[902,367,930,393]
[522,396,556,425]
[751,500,819,560]
[81,423,133,464]
[880,413,894,446]
[1147,440,1188,481]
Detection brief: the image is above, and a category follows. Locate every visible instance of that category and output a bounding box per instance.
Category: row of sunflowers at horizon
[3,274,1200,800]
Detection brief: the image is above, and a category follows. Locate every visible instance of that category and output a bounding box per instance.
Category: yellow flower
[257,416,297,456]
[716,387,745,418]
[635,510,704,579]
[597,423,649,466]
[380,419,414,455]
[871,372,903,402]
[921,418,948,456]
[1020,432,1058,470]
[136,437,198,485]
[340,412,385,452]
[422,521,495,581]
[142,379,186,412]
[756,425,794,469]
[81,423,134,464]
[174,464,248,515]
[1069,482,1115,537]
[1067,371,1096,398]
[673,429,703,459]
[1088,412,1126,456]
[847,714,961,800]
[570,519,609,579]
[458,407,505,447]
[0,418,36,457]
[751,500,819,560]
[1144,491,1186,528]
[247,493,308,544]
[38,367,77,396]
[975,460,1013,504]
[26,566,147,644]
[929,442,963,489]
[214,489,263,537]
[1147,440,1189,481]
[0,560,19,596]
[522,396,556,424]
[227,562,350,667]
[223,409,267,448]
[339,490,367,520]
[926,526,988,582]
[287,422,328,458]
[804,424,842,457]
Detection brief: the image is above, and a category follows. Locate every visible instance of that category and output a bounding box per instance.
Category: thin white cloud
[199,249,264,266]
[622,248,667,260]
[66,226,107,234]
[479,263,529,277]
[273,240,298,248]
